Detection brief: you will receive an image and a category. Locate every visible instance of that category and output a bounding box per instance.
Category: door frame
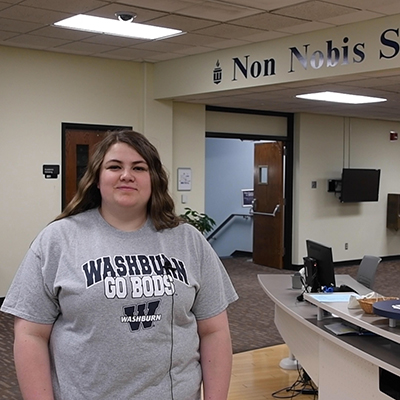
[61,123,132,210]
[205,106,294,270]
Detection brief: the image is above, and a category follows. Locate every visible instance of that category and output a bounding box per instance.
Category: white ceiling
[2,0,400,121]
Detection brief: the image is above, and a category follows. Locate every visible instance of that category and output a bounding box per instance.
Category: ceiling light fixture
[54,14,184,40]
[296,91,387,104]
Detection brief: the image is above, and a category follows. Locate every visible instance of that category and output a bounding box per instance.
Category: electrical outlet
[345,243,348,250]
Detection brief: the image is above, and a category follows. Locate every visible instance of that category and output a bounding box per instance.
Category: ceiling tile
[371,3,400,15]
[323,0,398,12]
[277,20,334,34]
[91,47,140,60]
[164,32,225,46]
[193,23,262,39]
[132,40,193,53]
[4,33,69,48]
[0,2,12,11]
[173,45,215,55]
[215,0,311,12]
[205,37,249,49]
[20,0,108,14]
[97,46,162,60]
[54,40,118,55]
[321,10,384,25]
[0,16,42,33]
[275,0,357,20]
[147,14,217,32]
[231,12,306,30]
[0,30,17,40]
[0,4,68,24]
[176,1,261,22]
[110,0,205,13]
[1,0,400,120]
[139,52,185,62]
[240,30,289,42]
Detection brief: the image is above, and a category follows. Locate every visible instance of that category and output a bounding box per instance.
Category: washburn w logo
[121,300,162,331]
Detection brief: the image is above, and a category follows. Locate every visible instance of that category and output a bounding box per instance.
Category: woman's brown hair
[55,130,180,230]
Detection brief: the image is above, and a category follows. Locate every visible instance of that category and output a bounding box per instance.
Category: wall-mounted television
[340,168,381,203]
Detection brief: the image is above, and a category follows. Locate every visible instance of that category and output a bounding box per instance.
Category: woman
[1,130,238,400]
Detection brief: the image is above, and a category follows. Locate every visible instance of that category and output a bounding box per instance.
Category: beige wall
[293,113,400,264]
[0,46,207,296]
[0,46,143,295]
[206,111,287,136]
[172,102,206,216]
[2,41,400,296]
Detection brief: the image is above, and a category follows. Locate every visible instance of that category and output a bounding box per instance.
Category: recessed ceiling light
[296,91,387,104]
[54,14,184,40]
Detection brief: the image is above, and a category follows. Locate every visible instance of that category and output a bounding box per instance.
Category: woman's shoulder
[163,222,208,244]
[37,209,98,241]
[50,208,97,227]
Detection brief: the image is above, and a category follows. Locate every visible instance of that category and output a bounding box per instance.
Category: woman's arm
[14,317,54,400]
[197,310,233,400]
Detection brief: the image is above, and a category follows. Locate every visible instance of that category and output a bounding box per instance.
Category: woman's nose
[120,168,134,180]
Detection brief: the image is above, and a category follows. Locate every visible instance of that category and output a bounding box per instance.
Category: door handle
[250,202,280,217]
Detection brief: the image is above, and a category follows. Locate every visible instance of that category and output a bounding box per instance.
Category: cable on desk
[272,366,318,399]
[296,275,313,302]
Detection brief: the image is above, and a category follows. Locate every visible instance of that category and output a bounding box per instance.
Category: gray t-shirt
[2,208,238,400]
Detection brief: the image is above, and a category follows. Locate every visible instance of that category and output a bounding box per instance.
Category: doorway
[62,123,131,209]
[205,107,293,269]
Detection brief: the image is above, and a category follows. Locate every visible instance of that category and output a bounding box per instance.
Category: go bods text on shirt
[81,253,189,299]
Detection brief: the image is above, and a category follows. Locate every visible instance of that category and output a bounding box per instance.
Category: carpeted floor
[0,310,20,398]
[0,257,399,399]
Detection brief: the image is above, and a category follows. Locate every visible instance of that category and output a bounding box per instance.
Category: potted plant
[180,207,216,235]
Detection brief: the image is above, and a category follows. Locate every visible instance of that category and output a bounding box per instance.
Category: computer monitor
[305,240,336,292]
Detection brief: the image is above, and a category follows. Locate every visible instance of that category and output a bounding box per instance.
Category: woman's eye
[108,165,120,170]
[133,166,147,171]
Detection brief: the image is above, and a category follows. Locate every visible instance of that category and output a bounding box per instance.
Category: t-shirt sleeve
[191,238,238,320]
[1,245,60,324]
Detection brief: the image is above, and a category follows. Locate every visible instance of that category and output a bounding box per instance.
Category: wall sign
[242,189,254,208]
[155,14,400,99]
[177,168,192,191]
[43,164,60,179]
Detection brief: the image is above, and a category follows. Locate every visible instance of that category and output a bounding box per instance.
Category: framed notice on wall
[177,168,192,191]
[242,189,254,207]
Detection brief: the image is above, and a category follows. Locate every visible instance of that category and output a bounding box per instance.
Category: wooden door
[252,142,285,269]
[64,129,106,208]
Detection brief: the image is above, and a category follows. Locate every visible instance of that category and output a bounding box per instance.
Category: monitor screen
[340,168,380,203]
[305,240,336,292]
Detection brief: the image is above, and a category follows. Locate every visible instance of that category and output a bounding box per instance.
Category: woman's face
[98,142,152,217]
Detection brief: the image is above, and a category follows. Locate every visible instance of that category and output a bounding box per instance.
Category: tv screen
[305,240,336,292]
[340,168,380,203]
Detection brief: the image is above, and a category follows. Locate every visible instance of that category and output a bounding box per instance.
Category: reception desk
[258,274,400,399]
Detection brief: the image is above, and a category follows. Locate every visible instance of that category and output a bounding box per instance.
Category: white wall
[294,113,400,265]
